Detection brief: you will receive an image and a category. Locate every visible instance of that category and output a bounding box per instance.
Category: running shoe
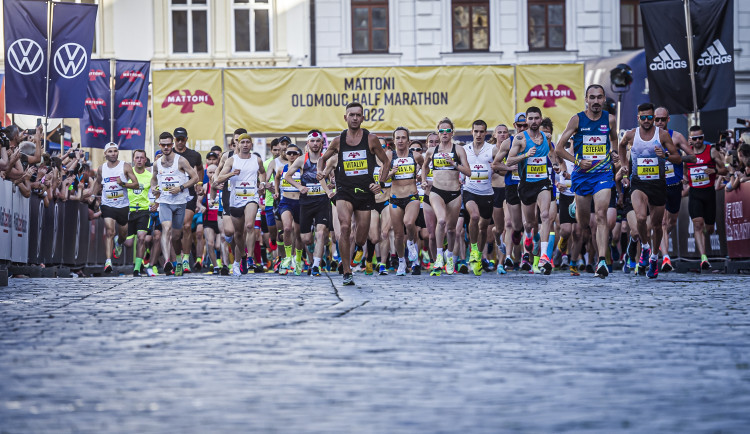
[164,261,174,276]
[504,257,514,270]
[365,262,374,275]
[343,273,355,286]
[104,259,113,274]
[521,253,532,271]
[351,247,364,266]
[133,268,141,277]
[213,266,220,275]
[273,257,282,273]
[411,263,421,275]
[421,250,431,268]
[497,264,507,275]
[531,265,540,274]
[193,258,203,272]
[407,242,418,263]
[560,255,570,271]
[295,259,304,276]
[396,261,407,276]
[329,259,339,272]
[431,255,444,276]
[182,258,192,274]
[647,259,659,279]
[585,263,595,274]
[569,265,580,276]
[175,261,183,277]
[279,257,291,275]
[472,257,483,276]
[232,261,241,277]
[445,256,455,275]
[700,260,712,271]
[146,266,157,277]
[378,263,388,275]
[539,254,552,275]
[254,263,265,274]
[220,265,230,276]
[638,247,651,270]
[311,266,321,276]
[240,257,249,275]
[595,260,609,279]
[622,255,631,274]
[113,236,122,259]
[661,257,673,273]
[482,259,494,272]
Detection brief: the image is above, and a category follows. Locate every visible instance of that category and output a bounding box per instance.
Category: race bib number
[235,184,257,197]
[306,183,325,196]
[426,165,434,181]
[417,187,425,208]
[433,153,455,170]
[281,171,300,193]
[105,188,124,200]
[394,158,416,180]
[526,157,547,180]
[469,163,490,184]
[343,150,368,176]
[582,136,607,160]
[373,167,391,187]
[665,162,675,179]
[636,157,660,180]
[132,183,144,195]
[690,166,710,187]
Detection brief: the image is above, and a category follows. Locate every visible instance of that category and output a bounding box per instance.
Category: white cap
[104,142,118,152]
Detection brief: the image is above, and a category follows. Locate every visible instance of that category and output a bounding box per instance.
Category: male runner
[317,102,391,286]
[172,127,204,273]
[95,142,139,274]
[125,149,153,276]
[618,102,683,278]
[490,124,510,274]
[556,85,618,278]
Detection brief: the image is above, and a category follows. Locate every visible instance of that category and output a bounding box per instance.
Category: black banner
[641,0,692,113]
[691,0,735,111]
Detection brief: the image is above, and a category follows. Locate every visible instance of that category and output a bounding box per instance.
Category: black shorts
[300,198,333,234]
[430,186,461,204]
[493,187,505,209]
[608,187,618,209]
[186,196,197,213]
[688,187,717,226]
[505,183,521,206]
[558,194,576,225]
[416,208,426,228]
[203,219,219,233]
[335,188,375,211]
[518,179,552,206]
[631,178,667,207]
[390,194,419,211]
[229,203,257,219]
[101,205,129,227]
[423,193,431,206]
[665,183,682,214]
[127,210,150,236]
[462,190,494,220]
[221,189,230,212]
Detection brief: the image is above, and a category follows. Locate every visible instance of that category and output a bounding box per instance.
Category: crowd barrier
[1,179,749,279]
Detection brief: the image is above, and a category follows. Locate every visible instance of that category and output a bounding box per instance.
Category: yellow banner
[224,65,514,133]
[515,64,584,142]
[152,69,224,152]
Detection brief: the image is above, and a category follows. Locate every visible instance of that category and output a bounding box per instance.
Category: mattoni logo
[524,84,576,108]
[7,38,44,75]
[118,127,142,139]
[89,69,106,81]
[119,99,143,111]
[161,89,214,113]
[85,125,107,137]
[85,97,107,109]
[649,44,687,71]
[698,39,732,66]
[120,70,146,82]
[588,136,602,143]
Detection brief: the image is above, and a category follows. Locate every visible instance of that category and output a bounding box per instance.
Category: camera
[0,126,10,149]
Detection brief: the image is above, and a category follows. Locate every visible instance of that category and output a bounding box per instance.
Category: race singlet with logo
[526,157,548,180]
[573,110,612,174]
[392,155,416,180]
[281,165,301,193]
[433,152,457,170]
[101,160,129,208]
[335,129,375,192]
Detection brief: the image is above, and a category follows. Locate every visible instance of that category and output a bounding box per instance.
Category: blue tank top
[504,136,520,186]
[665,129,683,186]
[572,110,612,175]
[520,131,550,184]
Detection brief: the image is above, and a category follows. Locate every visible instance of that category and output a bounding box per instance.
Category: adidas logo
[649,44,687,71]
[697,39,732,66]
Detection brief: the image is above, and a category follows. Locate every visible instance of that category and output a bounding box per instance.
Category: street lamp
[610,63,633,135]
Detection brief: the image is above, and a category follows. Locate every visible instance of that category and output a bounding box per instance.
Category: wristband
[379,182,387,189]
[180,185,185,192]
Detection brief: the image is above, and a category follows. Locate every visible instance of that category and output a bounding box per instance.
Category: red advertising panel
[725,184,750,258]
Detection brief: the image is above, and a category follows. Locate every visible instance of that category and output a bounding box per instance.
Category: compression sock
[546,232,555,258]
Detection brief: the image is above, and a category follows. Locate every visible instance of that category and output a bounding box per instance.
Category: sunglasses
[654,117,668,122]
[438,128,453,133]
[286,151,300,156]
[409,148,423,153]
[639,115,654,121]
[690,135,704,141]
[159,143,173,147]
[516,123,527,127]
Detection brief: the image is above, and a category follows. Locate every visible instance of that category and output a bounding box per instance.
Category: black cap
[173,127,188,138]
[206,151,219,159]
[278,135,291,144]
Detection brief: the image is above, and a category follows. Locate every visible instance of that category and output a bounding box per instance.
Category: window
[171,0,209,54]
[528,0,565,51]
[351,0,388,53]
[233,0,271,52]
[452,1,489,51]
[620,0,643,50]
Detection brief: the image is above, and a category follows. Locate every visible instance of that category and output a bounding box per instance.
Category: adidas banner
[113,61,150,150]
[691,0,735,111]
[80,59,112,148]
[641,0,692,113]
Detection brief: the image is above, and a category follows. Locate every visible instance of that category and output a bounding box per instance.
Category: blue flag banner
[114,61,150,150]
[80,59,111,148]
[48,2,98,118]
[3,0,49,116]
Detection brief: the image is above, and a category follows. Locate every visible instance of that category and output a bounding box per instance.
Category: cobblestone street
[1,271,749,433]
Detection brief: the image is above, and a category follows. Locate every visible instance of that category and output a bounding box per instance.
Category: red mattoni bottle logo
[118,128,142,139]
[119,99,143,111]
[89,69,106,81]
[120,70,146,82]
[524,84,577,108]
[161,90,215,114]
[85,126,107,137]
[85,97,106,109]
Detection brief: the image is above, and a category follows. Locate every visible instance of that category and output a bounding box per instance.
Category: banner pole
[44,0,53,152]
[684,0,700,126]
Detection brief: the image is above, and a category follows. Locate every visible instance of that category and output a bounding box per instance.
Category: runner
[95,142,139,274]
[555,84,618,278]
[202,163,223,274]
[618,102,683,278]
[462,120,498,275]
[150,132,200,276]
[421,117,472,276]
[275,144,304,275]
[506,107,555,274]
[172,127,204,273]
[125,149,153,276]
[215,133,267,276]
[420,133,440,268]
[382,127,424,276]
[490,124,510,274]
[370,139,392,275]
[264,139,281,271]
[284,130,335,277]
[214,129,245,275]
[317,102,391,286]
[685,125,727,271]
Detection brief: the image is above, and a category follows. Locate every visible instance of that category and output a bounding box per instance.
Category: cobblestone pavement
[1,270,749,433]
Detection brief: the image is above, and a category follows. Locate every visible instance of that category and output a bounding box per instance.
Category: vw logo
[7,38,44,75]
[54,43,87,79]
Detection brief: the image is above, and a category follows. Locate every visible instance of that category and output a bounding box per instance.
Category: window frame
[169,0,210,55]
[527,0,566,52]
[451,0,490,52]
[232,0,273,54]
[620,0,643,50]
[351,0,389,54]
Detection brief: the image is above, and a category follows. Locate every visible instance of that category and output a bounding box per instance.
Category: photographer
[3,125,43,182]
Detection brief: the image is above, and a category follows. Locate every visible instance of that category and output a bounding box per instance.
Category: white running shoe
[232,262,241,277]
[407,241,418,262]
[396,260,407,276]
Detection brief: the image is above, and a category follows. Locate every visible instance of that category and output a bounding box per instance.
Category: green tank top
[264,158,274,206]
[129,169,152,212]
